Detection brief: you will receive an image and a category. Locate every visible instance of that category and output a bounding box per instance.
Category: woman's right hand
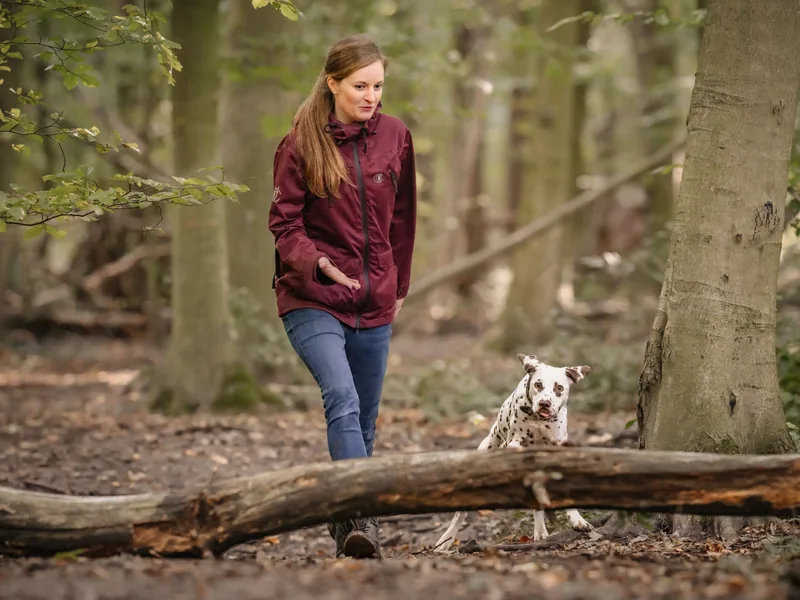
[318,256,361,290]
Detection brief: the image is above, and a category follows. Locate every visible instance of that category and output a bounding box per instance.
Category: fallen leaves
[3,342,800,600]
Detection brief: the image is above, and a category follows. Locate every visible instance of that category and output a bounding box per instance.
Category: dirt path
[1,334,799,600]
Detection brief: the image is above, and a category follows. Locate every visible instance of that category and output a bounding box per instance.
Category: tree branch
[404,136,686,304]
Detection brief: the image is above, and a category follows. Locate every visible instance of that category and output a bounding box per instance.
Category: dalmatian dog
[433,353,593,553]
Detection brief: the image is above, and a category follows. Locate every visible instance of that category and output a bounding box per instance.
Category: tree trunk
[220,0,285,374]
[495,0,586,350]
[155,0,233,413]
[427,23,489,327]
[505,86,528,234]
[628,0,679,264]
[0,2,21,328]
[636,0,800,534]
[557,0,593,312]
[2,445,800,558]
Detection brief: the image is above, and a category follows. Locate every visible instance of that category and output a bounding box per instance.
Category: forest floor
[1,329,799,600]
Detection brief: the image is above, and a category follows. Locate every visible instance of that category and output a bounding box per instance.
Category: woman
[268,34,416,559]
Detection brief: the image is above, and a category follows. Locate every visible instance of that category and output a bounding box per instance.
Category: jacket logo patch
[272,187,281,202]
[373,173,384,184]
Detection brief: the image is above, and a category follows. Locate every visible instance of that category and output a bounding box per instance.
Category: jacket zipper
[352,139,370,329]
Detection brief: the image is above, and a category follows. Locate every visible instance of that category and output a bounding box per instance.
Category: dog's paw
[433,537,455,553]
[533,521,549,541]
[569,514,594,532]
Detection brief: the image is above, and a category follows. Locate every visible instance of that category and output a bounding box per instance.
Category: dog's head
[516,353,591,421]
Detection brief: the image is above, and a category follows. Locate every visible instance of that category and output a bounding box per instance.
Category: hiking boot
[343,517,382,559]
[327,520,354,558]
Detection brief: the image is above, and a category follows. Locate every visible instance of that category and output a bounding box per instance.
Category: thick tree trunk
[220,0,284,371]
[156,0,233,412]
[2,446,800,558]
[637,0,800,537]
[496,0,584,350]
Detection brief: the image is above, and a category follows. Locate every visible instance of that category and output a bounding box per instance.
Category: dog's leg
[533,510,548,541]
[433,511,467,553]
[433,433,494,553]
[554,410,593,533]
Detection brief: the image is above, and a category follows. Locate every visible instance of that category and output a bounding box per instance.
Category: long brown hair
[292,34,387,199]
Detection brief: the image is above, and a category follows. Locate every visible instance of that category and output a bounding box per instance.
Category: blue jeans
[281,308,391,461]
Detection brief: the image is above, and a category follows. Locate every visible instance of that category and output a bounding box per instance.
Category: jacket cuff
[310,251,336,285]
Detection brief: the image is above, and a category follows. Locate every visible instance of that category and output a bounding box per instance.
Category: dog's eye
[534,380,543,391]
[556,385,563,393]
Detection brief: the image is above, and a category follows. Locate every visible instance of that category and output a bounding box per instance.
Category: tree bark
[427,22,490,325]
[2,445,800,558]
[220,0,284,345]
[0,2,21,329]
[156,0,233,412]
[637,0,800,540]
[627,0,679,257]
[557,0,594,312]
[496,0,585,350]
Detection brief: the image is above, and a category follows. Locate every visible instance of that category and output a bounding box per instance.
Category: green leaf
[62,72,80,90]
[23,224,45,240]
[279,2,300,20]
[8,206,24,221]
[251,0,271,7]
[624,418,637,430]
[44,224,67,238]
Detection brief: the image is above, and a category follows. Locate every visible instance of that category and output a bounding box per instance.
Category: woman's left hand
[393,298,404,317]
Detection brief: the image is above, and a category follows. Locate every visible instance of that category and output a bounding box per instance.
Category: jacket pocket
[279,268,359,314]
[367,249,398,314]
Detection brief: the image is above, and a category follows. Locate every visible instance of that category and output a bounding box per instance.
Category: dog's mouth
[536,408,555,420]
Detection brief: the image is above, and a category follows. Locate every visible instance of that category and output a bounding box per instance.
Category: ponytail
[292,70,352,199]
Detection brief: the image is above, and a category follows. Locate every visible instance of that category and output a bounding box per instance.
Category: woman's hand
[318,256,361,290]
[393,297,404,317]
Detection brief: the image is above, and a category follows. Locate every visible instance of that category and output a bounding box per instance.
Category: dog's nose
[540,399,551,409]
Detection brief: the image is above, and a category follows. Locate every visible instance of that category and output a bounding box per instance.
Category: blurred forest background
[1,0,799,432]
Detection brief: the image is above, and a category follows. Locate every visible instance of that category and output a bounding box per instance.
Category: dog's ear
[517,353,540,374]
[565,365,592,384]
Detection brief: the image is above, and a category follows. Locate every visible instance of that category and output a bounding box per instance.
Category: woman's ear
[326,76,338,96]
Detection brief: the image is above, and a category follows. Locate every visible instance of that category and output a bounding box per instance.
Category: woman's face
[328,60,384,124]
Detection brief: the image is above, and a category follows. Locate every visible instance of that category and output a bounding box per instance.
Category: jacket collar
[324,102,382,146]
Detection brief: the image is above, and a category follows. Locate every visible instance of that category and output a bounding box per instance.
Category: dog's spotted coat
[433,353,593,553]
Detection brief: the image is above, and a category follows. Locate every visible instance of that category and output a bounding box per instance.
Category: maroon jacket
[268,106,416,329]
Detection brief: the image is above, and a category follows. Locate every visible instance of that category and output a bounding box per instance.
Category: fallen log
[1,445,799,558]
